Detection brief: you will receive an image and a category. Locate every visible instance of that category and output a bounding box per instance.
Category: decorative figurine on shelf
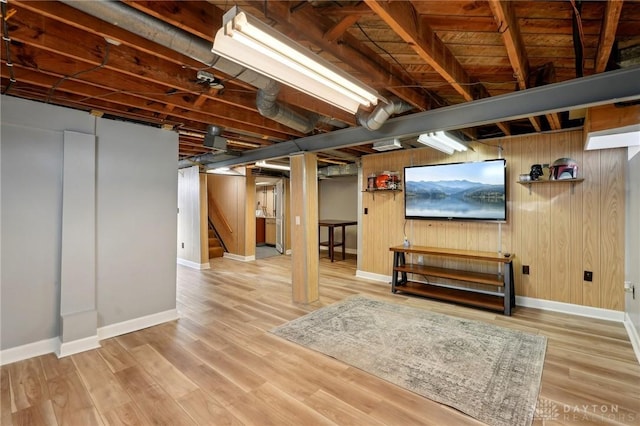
[529,164,544,181]
[367,174,376,190]
[549,158,578,180]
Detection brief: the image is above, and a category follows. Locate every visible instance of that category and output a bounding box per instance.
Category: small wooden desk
[319,220,357,262]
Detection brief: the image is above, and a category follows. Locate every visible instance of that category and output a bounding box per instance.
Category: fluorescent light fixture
[206,167,243,175]
[212,6,380,114]
[417,131,468,155]
[585,124,640,150]
[372,138,402,152]
[255,160,290,171]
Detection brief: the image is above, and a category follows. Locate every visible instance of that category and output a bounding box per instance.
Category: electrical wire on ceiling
[569,0,586,77]
[46,40,112,103]
[355,22,446,108]
[1,0,17,94]
[386,80,519,90]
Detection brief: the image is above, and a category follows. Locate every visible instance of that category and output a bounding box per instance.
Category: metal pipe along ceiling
[205,66,640,169]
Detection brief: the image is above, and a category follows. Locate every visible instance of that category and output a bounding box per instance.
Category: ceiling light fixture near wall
[212,6,381,114]
[255,160,290,171]
[372,138,402,152]
[416,131,468,155]
[206,167,244,175]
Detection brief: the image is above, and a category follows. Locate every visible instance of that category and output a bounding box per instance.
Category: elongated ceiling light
[417,131,468,155]
[255,160,290,171]
[212,6,380,114]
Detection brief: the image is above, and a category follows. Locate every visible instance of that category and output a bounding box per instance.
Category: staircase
[209,228,224,259]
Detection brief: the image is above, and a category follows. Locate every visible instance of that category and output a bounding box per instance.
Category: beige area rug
[271,295,547,426]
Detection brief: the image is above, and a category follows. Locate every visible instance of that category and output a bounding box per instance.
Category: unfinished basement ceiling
[1,1,639,167]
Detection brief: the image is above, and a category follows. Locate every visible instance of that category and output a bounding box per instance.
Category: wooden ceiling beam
[5,29,301,138]
[365,0,514,135]
[487,0,551,133]
[2,62,294,141]
[13,0,354,126]
[256,1,429,110]
[318,4,374,17]
[122,0,224,42]
[119,0,355,125]
[365,0,479,102]
[487,0,529,89]
[7,6,261,112]
[324,14,363,42]
[594,0,624,73]
[11,0,205,70]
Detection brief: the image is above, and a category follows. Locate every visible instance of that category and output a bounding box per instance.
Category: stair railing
[208,217,228,253]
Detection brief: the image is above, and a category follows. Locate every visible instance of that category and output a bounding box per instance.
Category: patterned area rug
[271,295,547,426]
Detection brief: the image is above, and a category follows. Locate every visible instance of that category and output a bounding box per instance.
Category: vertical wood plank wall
[361,130,625,311]
[206,174,248,256]
[199,173,209,264]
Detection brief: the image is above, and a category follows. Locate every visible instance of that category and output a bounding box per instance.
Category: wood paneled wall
[361,130,625,311]
[206,173,248,256]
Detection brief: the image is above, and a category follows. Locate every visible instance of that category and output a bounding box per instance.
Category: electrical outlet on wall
[417,255,424,265]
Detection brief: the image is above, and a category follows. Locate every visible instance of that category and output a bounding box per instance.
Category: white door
[275,179,285,253]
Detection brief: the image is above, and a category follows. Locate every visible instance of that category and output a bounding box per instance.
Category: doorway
[255,177,285,259]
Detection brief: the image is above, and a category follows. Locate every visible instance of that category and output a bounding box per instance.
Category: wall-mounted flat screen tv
[404,159,507,222]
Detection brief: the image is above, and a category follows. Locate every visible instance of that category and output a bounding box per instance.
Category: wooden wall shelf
[363,188,402,200]
[518,178,583,194]
[517,178,583,185]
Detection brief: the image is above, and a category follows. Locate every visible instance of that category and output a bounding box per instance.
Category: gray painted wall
[319,176,358,251]
[95,118,178,327]
[626,149,640,333]
[0,96,178,350]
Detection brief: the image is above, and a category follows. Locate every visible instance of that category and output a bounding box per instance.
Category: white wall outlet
[417,255,424,265]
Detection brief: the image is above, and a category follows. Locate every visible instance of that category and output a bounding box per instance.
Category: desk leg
[341,225,346,260]
[329,225,335,262]
[503,261,514,316]
[391,252,407,293]
[391,251,400,293]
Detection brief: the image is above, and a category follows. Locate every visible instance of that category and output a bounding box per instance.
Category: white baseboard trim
[516,296,625,322]
[98,308,179,340]
[56,335,101,358]
[355,270,391,283]
[177,258,210,270]
[0,337,59,366]
[624,313,640,365]
[353,271,626,323]
[0,308,179,365]
[223,253,256,262]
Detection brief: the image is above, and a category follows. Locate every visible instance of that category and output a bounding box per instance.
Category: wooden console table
[319,220,357,262]
[389,245,515,315]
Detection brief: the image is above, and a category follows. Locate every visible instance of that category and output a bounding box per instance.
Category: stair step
[209,237,222,247]
[209,246,224,258]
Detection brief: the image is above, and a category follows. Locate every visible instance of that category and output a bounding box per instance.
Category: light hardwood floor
[2,254,639,425]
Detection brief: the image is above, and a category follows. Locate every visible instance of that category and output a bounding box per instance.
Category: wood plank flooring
[2,254,639,425]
